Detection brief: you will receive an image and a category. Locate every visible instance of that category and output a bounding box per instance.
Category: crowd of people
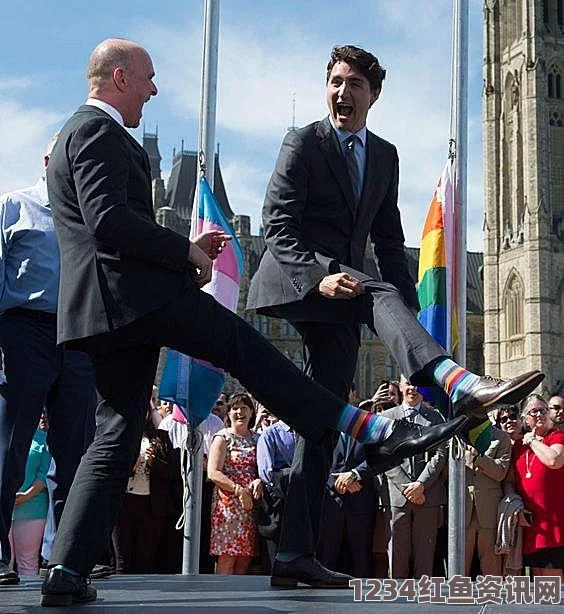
[8,384,563,581]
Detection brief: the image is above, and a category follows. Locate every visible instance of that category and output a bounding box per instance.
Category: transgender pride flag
[159,177,244,427]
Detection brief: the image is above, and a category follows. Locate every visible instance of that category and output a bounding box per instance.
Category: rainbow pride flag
[417,161,492,452]
[417,160,457,355]
[159,176,244,427]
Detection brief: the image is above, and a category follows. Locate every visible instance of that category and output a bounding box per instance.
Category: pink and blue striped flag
[159,176,244,427]
[417,160,492,452]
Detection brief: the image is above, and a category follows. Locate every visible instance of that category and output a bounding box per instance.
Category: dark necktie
[345,135,362,203]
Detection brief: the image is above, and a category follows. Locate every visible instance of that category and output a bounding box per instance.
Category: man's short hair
[86,39,134,88]
[326,45,386,93]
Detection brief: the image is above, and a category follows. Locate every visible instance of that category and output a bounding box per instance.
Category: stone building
[483,0,563,394]
[144,131,484,401]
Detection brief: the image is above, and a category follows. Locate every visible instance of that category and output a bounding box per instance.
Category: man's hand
[331,471,358,494]
[401,481,424,503]
[317,273,364,299]
[193,230,232,260]
[346,481,363,494]
[187,241,213,287]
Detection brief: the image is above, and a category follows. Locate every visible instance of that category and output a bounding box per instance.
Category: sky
[0,0,485,250]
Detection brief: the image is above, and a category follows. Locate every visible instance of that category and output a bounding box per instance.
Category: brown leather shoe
[453,370,545,418]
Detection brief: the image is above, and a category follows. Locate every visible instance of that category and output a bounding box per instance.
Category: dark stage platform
[1,574,562,613]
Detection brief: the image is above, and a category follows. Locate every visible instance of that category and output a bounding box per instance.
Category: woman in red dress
[208,393,263,574]
[512,394,564,578]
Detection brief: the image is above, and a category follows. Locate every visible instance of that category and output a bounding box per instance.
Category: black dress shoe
[90,564,114,579]
[0,561,19,585]
[40,568,97,607]
[453,371,544,419]
[364,414,469,474]
[271,555,352,588]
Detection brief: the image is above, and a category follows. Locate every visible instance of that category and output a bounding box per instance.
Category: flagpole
[183,0,220,575]
[448,0,468,578]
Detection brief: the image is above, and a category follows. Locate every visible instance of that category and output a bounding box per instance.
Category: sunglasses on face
[549,404,563,411]
[499,414,519,424]
[526,407,547,416]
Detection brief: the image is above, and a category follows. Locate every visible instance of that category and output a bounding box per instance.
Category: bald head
[87,38,143,89]
[86,38,157,128]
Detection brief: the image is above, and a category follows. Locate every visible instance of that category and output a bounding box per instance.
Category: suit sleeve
[369,148,419,310]
[69,118,190,272]
[262,130,326,296]
[474,432,511,482]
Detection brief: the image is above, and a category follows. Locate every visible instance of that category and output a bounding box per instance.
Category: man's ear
[369,87,381,107]
[113,67,127,92]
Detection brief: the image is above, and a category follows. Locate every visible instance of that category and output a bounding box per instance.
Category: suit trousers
[273,277,447,557]
[278,322,358,555]
[0,311,96,565]
[49,282,349,574]
[388,504,440,579]
[317,493,375,578]
[465,506,501,576]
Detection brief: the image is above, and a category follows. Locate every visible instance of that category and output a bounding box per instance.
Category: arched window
[547,65,562,99]
[261,316,269,335]
[504,273,525,359]
[385,355,397,380]
[281,320,290,336]
[253,315,261,331]
[294,350,303,371]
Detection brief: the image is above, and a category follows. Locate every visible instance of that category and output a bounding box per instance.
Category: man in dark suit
[317,434,375,578]
[40,39,468,605]
[247,44,542,585]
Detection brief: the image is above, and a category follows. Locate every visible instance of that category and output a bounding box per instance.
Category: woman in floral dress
[208,393,263,574]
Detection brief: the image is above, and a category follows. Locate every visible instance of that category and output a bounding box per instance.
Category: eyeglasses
[499,414,519,424]
[526,407,548,416]
[549,404,562,411]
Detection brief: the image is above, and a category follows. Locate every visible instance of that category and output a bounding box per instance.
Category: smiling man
[247,44,543,588]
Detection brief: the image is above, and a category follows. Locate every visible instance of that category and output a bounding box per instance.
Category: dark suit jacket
[47,105,191,344]
[326,435,375,510]
[247,116,418,314]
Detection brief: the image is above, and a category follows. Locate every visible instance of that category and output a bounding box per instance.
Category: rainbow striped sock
[429,358,480,404]
[336,404,394,444]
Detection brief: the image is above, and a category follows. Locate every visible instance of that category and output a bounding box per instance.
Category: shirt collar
[328,115,367,148]
[402,402,422,413]
[85,98,124,127]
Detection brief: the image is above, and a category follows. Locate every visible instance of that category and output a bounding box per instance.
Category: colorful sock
[276,551,302,563]
[336,404,394,444]
[54,565,80,576]
[427,358,481,404]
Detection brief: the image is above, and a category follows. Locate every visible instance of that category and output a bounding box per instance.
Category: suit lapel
[359,131,380,213]
[317,118,357,215]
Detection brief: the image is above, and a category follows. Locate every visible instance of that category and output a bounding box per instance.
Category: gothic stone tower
[483,0,563,393]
